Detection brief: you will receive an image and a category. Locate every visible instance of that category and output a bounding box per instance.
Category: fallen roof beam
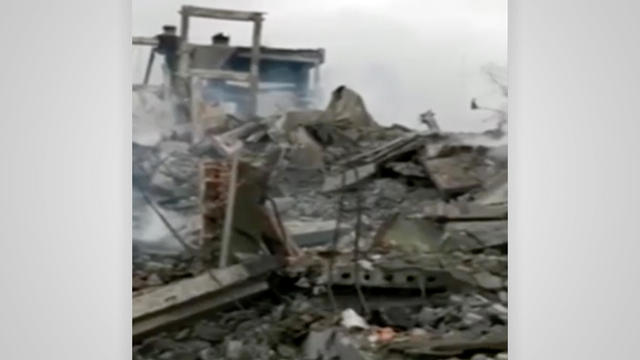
[181,6,263,22]
[133,255,279,340]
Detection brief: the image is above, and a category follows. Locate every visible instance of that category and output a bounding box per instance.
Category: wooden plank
[181,5,263,22]
[188,68,251,82]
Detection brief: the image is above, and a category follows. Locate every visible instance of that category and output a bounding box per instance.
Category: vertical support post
[190,77,198,125]
[143,50,155,85]
[218,150,240,268]
[248,15,262,118]
[313,61,320,91]
[312,61,321,106]
[180,10,189,42]
[178,11,190,79]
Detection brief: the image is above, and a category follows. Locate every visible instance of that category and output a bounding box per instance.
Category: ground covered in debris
[133,86,508,360]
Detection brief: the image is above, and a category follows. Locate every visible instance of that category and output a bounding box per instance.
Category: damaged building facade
[133,5,508,360]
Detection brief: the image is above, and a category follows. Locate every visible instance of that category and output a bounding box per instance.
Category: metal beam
[143,51,155,85]
[181,5,263,22]
[132,36,158,46]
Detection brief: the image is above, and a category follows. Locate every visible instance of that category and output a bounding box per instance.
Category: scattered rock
[341,309,369,329]
[498,291,508,304]
[473,271,504,290]
[416,307,444,328]
[192,322,227,343]
[471,354,490,360]
[276,344,297,358]
[146,273,164,286]
[225,340,243,360]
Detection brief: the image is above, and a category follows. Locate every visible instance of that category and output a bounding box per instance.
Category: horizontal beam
[134,280,268,339]
[132,36,158,46]
[188,68,252,82]
[181,6,263,22]
[236,51,321,64]
[133,255,279,339]
[132,84,163,92]
[235,47,324,64]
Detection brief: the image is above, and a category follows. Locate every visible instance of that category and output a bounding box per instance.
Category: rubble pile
[133,86,508,360]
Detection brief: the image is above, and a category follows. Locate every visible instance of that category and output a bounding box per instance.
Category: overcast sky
[132,0,507,131]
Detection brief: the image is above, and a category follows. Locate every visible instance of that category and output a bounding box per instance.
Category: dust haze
[132,0,507,131]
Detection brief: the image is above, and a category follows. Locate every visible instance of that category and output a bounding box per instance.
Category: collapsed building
[132,5,508,360]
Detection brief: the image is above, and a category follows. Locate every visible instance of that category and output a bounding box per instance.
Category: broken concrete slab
[422,153,486,198]
[277,110,324,135]
[303,328,366,360]
[338,133,424,167]
[420,202,507,221]
[317,86,380,129]
[321,163,377,192]
[285,220,349,247]
[385,161,428,177]
[372,216,444,253]
[473,271,504,290]
[443,220,507,250]
[133,256,279,340]
[473,171,508,205]
[288,127,325,170]
[372,216,507,254]
[387,330,508,357]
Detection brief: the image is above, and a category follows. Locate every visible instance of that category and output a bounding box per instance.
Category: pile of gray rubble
[132,86,508,360]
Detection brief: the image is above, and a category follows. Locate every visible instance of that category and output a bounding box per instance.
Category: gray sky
[132,0,507,131]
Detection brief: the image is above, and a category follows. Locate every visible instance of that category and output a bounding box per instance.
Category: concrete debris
[133,255,278,339]
[322,163,377,192]
[341,308,369,329]
[420,110,440,132]
[285,220,349,247]
[132,23,508,358]
[318,85,381,130]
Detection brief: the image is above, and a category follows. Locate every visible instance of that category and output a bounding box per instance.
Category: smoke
[132,0,507,130]
[132,90,175,146]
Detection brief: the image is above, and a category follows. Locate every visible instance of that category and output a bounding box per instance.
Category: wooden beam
[181,5,263,22]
